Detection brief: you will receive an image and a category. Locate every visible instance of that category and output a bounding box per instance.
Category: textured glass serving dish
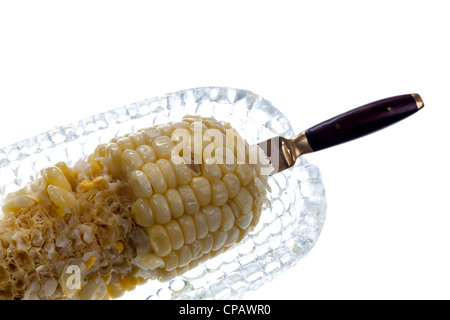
[0,87,326,300]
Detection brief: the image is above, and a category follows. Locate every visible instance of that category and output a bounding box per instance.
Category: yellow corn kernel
[56,207,67,218]
[107,282,125,299]
[116,241,124,254]
[93,176,108,190]
[165,220,184,251]
[236,211,254,229]
[211,230,227,251]
[190,177,211,207]
[189,258,200,271]
[142,163,167,193]
[121,149,144,177]
[164,188,184,219]
[140,127,162,144]
[202,206,222,233]
[94,143,107,158]
[170,160,193,185]
[220,204,235,232]
[103,273,112,284]
[136,145,156,163]
[160,269,178,282]
[156,123,173,137]
[210,180,228,206]
[128,132,146,147]
[225,226,240,247]
[189,240,203,260]
[233,188,253,215]
[78,281,107,300]
[119,277,139,291]
[177,185,200,215]
[116,137,135,151]
[163,252,179,272]
[3,188,25,203]
[201,233,214,254]
[55,162,77,190]
[128,170,153,198]
[149,193,171,225]
[106,143,122,179]
[137,277,149,286]
[221,173,241,199]
[178,215,196,245]
[152,136,174,159]
[87,154,95,163]
[91,160,103,175]
[176,245,192,268]
[80,180,94,191]
[42,166,72,192]
[132,253,165,270]
[236,164,253,186]
[193,213,208,240]
[201,162,222,181]
[2,194,34,213]
[155,159,177,188]
[172,121,189,131]
[147,225,172,257]
[131,198,155,227]
[47,185,77,208]
[85,256,96,271]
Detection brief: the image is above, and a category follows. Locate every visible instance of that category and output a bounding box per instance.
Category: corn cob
[0,115,270,300]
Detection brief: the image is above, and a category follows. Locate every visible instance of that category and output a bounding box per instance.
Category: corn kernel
[94,143,107,158]
[119,277,139,291]
[91,160,103,175]
[93,176,108,190]
[85,256,96,271]
[55,162,78,190]
[121,149,144,176]
[163,252,179,272]
[56,207,66,218]
[2,195,34,213]
[116,241,124,254]
[106,143,122,179]
[147,225,172,257]
[142,163,167,193]
[47,185,76,208]
[132,253,165,270]
[107,282,125,299]
[103,273,112,284]
[80,180,94,191]
[131,198,155,227]
[42,166,72,192]
[129,170,153,198]
[117,137,135,151]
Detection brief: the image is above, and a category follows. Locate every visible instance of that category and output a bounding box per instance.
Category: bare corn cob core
[0,115,270,300]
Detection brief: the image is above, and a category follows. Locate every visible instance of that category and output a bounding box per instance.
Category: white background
[0,1,448,300]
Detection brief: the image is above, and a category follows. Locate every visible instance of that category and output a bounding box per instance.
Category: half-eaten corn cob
[0,115,270,300]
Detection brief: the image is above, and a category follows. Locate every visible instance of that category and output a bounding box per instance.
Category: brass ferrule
[412,93,424,110]
[290,131,314,159]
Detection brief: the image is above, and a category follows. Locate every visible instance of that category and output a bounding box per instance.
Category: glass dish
[0,87,327,300]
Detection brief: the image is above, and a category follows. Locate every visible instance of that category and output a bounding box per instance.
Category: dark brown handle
[304,94,424,152]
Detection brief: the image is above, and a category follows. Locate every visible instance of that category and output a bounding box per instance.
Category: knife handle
[304,94,424,152]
